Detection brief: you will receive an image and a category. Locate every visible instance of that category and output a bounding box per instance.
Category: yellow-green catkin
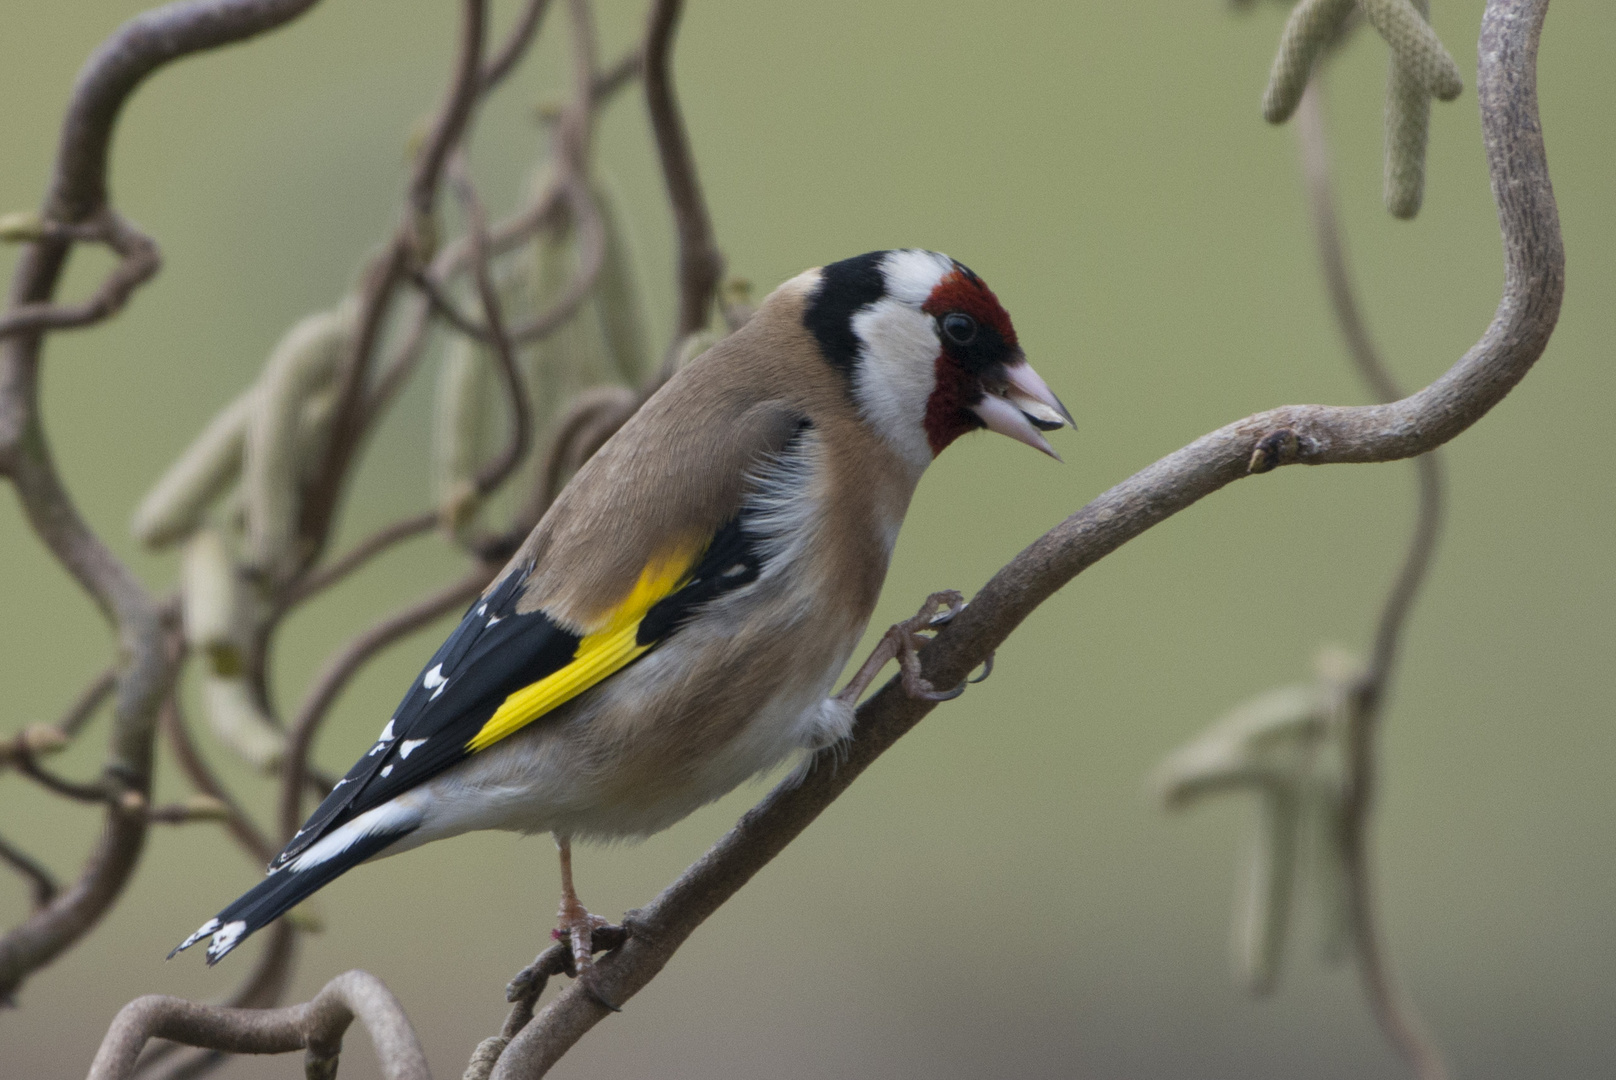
[180,528,244,671]
[1236,781,1303,994]
[1358,0,1463,101]
[1306,778,1355,964]
[1263,0,1357,124]
[242,306,352,581]
[200,674,284,772]
[528,208,619,463]
[131,388,257,548]
[1382,0,1436,217]
[432,333,497,535]
[180,527,285,771]
[589,176,652,387]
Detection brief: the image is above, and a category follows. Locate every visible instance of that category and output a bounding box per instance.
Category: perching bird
[173,249,1071,978]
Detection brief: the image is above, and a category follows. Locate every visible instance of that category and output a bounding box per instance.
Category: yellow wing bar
[464,542,702,753]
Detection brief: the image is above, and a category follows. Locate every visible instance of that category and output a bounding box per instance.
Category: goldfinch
[173,249,1071,973]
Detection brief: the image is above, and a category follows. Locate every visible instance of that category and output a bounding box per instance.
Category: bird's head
[801,249,1073,471]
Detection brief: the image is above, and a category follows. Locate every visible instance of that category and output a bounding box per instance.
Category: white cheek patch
[849,297,943,476]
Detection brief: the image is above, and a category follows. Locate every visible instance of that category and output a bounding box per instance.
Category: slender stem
[1297,77,1449,1080]
[298,0,489,567]
[159,696,275,863]
[643,0,723,337]
[0,833,58,910]
[278,511,438,611]
[278,566,495,841]
[451,156,533,496]
[56,665,118,738]
[480,0,554,93]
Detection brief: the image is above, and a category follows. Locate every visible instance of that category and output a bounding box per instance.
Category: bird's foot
[835,590,987,706]
[553,899,614,978]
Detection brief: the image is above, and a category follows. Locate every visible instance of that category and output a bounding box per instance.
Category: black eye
[941,312,977,346]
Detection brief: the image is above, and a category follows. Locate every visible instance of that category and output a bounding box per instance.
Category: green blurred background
[2,0,1612,1076]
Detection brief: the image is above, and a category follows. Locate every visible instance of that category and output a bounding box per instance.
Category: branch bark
[88,970,426,1080]
[487,0,1559,1071]
[0,0,323,1005]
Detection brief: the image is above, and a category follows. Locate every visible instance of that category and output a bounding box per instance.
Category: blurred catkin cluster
[1241,0,1464,217]
[126,127,679,777]
[1154,646,1368,993]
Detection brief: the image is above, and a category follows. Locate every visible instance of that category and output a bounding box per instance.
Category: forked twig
[1297,77,1449,1080]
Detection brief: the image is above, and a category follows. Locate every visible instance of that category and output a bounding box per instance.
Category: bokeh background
[2,0,1612,1077]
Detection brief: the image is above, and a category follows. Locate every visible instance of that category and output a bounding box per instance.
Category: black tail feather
[171,828,410,964]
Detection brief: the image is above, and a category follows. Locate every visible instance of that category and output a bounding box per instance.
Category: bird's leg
[834,590,978,706]
[553,834,611,977]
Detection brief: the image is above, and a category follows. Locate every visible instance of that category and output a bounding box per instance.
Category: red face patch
[919,266,1018,349]
[922,354,983,455]
[919,263,1019,455]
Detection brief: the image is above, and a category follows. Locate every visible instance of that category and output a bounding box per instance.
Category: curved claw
[906,676,966,702]
[967,652,995,685]
[928,596,967,628]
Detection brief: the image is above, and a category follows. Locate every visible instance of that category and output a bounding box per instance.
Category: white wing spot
[380,764,394,778]
[398,738,427,759]
[477,604,487,616]
[487,615,502,627]
[379,720,396,741]
[423,664,445,689]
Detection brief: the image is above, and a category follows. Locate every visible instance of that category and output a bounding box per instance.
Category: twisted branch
[0,0,323,1004]
[1296,76,1450,1080]
[483,0,1558,1072]
[88,970,426,1080]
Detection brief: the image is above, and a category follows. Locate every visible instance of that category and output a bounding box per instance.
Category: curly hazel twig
[1296,78,1450,1080]
[474,1,1557,1073]
[644,0,723,340]
[88,970,427,1080]
[0,0,323,1005]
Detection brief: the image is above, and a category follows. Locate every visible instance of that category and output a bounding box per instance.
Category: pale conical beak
[969,360,1075,460]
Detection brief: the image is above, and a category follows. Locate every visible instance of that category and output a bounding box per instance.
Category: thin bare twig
[298,0,489,568]
[481,0,554,92]
[0,833,58,911]
[138,699,296,1080]
[0,211,159,342]
[11,747,110,803]
[56,665,118,738]
[643,0,723,338]
[159,696,275,863]
[279,511,439,611]
[1297,77,1449,1080]
[508,0,607,346]
[279,566,495,841]
[409,270,497,342]
[0,0,324,998]
[451,155,533,497]
[485,1,1558,1071]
